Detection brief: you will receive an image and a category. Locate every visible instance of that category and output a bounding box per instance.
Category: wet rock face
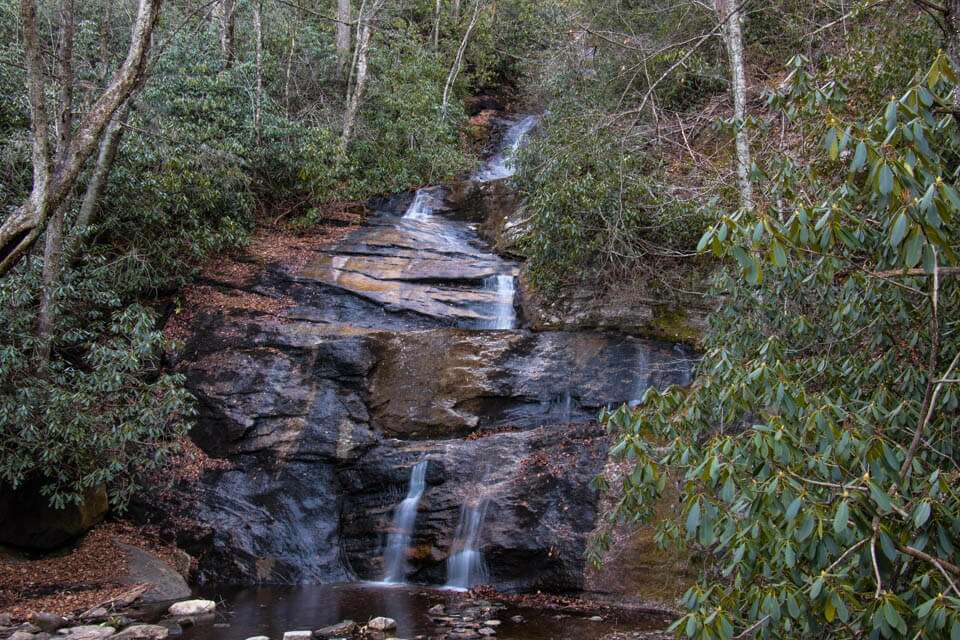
[369,329,694,438]
[339,424,609,592]
[159,112,696,590]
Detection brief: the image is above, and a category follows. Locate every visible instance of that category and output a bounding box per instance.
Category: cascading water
[479,274,517,330]
[475,115,539,182]
[628,348,651,408]
[403,189,434,220]
[445,501,489,590]
[382,460,429,583]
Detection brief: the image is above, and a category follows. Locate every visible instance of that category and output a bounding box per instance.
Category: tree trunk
[341,0,384,150]
[341,19,372,149]
[37,0,78,360]
[72,99,131,244]
[336,0,352,79]
[36,204,65,362]
[254,0,263,144]
[284,28,297,113]
[0,0,163,277]
[433,0,441,49]
[452,0,461,24]
[217,0,237,67]
[716,0,753,211]
[441,0,482,118]
[56,0,75,150]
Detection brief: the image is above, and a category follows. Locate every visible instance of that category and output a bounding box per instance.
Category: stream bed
[181,583,673,640]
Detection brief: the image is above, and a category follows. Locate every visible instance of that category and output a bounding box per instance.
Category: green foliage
[301,25,473,201]
[604,52,960,639]
[95,32,255,297]
[0,259,193,510]
[517,108,711,290]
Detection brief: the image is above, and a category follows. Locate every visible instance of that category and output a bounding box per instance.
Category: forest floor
[0,521,180,622]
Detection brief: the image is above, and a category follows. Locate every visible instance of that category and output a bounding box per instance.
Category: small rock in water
[367,617,396,631]
[168,600,216,617]
[60,626,117,639]
[31,613,68,632]
[428,604,445,615]
[589,616,603,622]
[109,624,170,639]
[509,616,524,624]
[478,628,496,636]
[244,637,269,640]
[483,620,501,626]
[10,632,37,640]
[282,632,313,639]
[80,608,108,621]
[315,620,358,637]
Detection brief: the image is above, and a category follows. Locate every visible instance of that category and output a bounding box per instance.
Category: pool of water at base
[180,583,673,640]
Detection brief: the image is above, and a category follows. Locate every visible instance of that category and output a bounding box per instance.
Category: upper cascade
[475,115,540,182]
[304,116,540,330]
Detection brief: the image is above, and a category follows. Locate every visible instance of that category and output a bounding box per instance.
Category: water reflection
[182,583,674,640]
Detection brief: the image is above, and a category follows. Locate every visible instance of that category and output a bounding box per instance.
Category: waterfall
[403,189,434,220]
[628,348,651,408]
[445,501,489,590]
[382,460,429,583]
[475,115,539,182]
[479,274,516,330]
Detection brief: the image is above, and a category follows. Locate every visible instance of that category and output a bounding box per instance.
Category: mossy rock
[0,478,108,550]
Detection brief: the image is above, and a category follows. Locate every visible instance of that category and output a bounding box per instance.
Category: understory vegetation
[574,2,960,639]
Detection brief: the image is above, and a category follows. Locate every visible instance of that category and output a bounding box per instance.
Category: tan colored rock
[367,617,396,631]
[109,624,169,639]
[168,600,215,617]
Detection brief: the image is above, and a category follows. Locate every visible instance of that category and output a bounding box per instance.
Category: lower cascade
[445,500,489,590]
[382,460,429,583]
[480,274,517,330]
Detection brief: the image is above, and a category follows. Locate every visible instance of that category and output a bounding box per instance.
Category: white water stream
[382,460,429,583]
[475,115,539,182]
[444,501,489,590]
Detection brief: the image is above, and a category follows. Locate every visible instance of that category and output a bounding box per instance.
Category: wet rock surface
[153,113,696,591]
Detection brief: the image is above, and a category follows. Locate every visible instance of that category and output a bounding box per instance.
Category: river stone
[61,626,116,639]
[483,621,500,626]
[282,632,312,639]
[117,544,191,603]
[428,605,445,615]
[108,625,169,639]
[167,600,215,617]
[31,613,68,632]
[314,620,357,637]
[478,629,496,636]
[244,637,269,640]
[367,617,396,631]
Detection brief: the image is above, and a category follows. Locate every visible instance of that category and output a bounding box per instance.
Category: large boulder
[118,544,191,603]
[0,479,107,550]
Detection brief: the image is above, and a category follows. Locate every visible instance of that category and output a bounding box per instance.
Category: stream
[170,114,696,638]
